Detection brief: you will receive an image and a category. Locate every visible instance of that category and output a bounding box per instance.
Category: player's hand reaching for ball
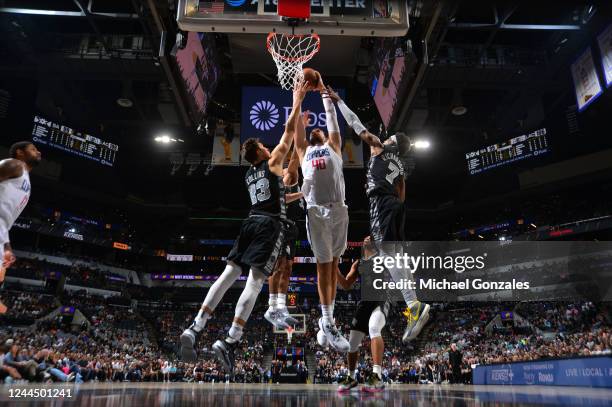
[293,79,311,104]
[302,110,311,127]
[323,86,341,103]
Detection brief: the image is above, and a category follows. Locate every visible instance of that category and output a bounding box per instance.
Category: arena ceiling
[0,0,611,221]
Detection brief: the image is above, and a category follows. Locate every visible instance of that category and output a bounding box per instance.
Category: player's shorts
[369,194,405,242]
[227,214,285,276]
[350,300,391,335]
[282,220,299,260]
[0,219,8,247]
[305,203,349,263]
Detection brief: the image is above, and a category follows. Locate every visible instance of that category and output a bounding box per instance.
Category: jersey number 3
[248,178,271,205]
[385,162,400,184]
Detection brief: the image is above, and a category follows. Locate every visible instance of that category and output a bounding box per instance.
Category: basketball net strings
[270,35,320,90]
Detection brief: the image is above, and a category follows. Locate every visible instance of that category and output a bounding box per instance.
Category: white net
[267,33,320,90]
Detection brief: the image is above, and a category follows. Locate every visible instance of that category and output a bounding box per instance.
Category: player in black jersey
[179,81,311,374]
[326,87,430,344]
[336,236,390,393]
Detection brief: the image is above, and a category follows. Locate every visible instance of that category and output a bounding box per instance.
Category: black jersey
[285,183,304,222]
[245,160,286,218]
[366,143,405,198]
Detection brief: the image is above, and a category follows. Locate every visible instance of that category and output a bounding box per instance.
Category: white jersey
[0,161,31,231]
[301,143,345,208]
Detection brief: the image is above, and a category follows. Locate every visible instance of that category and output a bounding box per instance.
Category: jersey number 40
[311,158,326,170]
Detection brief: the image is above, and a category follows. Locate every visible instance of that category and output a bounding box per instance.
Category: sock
[373,365,382,380]
[268,293,277,309]
[227,322,243,343]
[276,294,286,310]
[407,300,421,310]
[193,309,211,332]
[331,301,335,322]
[321,304,333,324]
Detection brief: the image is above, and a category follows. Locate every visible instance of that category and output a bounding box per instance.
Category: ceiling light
[117,97,133,108]
[413,140,431,149]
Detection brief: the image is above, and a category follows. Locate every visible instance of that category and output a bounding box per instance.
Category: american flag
[199,1,225,14]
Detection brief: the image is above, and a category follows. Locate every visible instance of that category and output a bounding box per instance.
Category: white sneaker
[264,307,290,330]
[277,308,299,326]
[320,318,349,352]
[317,318,329,347]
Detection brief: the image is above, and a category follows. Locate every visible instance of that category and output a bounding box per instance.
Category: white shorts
[306,203,349,263]
[0,219,8,247]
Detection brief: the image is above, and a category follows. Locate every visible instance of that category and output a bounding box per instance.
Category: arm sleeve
[337,100,367,136]
[322,96,340,134]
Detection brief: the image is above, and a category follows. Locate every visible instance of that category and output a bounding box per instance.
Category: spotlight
[413,140,431,149]
[155,135,172,144]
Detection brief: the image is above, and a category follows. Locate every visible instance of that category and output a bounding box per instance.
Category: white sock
[268,293,277,309]
[331,301,335,322]
[228,322,243,343]
[276,294,286,310]
[193,309,211,332]
[373,365,382,380]
[321,304,333,324]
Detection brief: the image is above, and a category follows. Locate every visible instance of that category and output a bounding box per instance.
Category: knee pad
[349,330,365,353]
[368,307,386,339]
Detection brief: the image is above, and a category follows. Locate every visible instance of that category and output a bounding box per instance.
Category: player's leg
[180,260,243,362]
[363,305,387,392]
[308,206,349,351]
[213,267,267,375]
[371,195,430,342]
[338,330,364,392]
[276,258,298,325]
[265,259,290,329]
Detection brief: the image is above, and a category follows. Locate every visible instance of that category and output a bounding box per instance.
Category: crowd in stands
[1,280,611,385]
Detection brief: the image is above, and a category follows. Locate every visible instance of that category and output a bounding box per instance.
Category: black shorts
[350,300,391,334]
[283,221,299,260]
[227,215,285,276]
[369,194,405,242]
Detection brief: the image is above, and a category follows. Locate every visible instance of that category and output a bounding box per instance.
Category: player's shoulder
[0,158,25,173]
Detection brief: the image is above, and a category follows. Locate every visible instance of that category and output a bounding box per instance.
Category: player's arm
[0,159,24,182]
[396,175,405,203]
[317,74,342,156]
[270,81,309,173]
[336,260,360,290]
[324,86,384,155]
[285,191,303,204]
[284,142,301,187]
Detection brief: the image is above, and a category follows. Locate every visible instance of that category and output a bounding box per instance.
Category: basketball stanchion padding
[278,0,311,20]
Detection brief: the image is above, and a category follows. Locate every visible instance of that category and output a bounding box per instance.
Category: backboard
[177,0,409,37]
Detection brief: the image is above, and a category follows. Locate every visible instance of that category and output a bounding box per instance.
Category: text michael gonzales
[371,253,530,290]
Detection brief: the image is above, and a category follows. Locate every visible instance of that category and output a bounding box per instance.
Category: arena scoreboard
[31,115,119,167]
[465,128,549,175]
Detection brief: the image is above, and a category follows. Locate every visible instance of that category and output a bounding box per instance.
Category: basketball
[303,68,320,88]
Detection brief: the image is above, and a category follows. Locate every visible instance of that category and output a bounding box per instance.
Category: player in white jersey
[293,72,350,352]
[0,142,41,311]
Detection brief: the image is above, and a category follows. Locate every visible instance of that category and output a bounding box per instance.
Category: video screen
[174,32,220,121]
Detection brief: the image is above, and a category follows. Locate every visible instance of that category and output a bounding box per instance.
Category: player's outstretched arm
[293,108,310,164]
[284,138,301,187]
[317,74,342,156]
[270,81,310,173]
[285,191,303,204]
[324,86,384,154]
[336,260,360,290]
[0,159,24,182]
[396,175,406,203]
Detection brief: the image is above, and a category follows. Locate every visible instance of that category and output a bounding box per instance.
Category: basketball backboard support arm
[177,0,409,37]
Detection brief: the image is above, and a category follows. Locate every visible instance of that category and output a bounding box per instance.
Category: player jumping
[293,72,350,352]
[179,82,310,372]
[326,87,430,343]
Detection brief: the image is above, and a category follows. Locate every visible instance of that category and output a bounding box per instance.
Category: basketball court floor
[1,383,611,406]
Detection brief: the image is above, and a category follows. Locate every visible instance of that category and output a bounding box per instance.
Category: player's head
[385,132,412,156]
[242,138,270,165]
[363,235,376,258]
[9,141,41,167]
[309,128,327,146]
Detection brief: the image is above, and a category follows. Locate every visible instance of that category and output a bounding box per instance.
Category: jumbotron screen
[31,115,119,167]
[465,128,549,175]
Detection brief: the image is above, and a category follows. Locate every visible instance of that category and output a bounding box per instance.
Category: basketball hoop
[267,32,320,91]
